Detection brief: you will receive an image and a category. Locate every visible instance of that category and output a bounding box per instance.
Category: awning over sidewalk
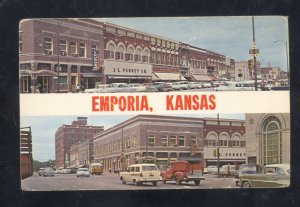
[107,76,151,79]
[152,72,186,81]
[81,73,103,78]
[192,74,212,81]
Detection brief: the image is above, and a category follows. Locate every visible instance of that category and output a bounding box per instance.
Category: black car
[235,164,262,186]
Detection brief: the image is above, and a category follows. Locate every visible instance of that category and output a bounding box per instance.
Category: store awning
[81,73,103,78]
[192,74,212,81]
[107,76,151,79]
[152,72,186,81]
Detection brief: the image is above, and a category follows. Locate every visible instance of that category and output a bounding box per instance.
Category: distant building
[55,117,103,168]
[244,113,290,166]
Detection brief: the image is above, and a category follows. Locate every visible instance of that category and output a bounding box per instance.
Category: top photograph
[19,16,289,94]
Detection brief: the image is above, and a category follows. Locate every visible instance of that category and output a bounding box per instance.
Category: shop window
[79,42,86,57]
[44,36,53,55]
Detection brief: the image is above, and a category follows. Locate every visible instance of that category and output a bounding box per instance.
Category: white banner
[20,91,290,116]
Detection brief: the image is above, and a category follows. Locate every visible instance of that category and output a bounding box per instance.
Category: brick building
[92,115,246,171]
[203,117,246,167]
[19,18,237,93]
[19,19,104,93]
[93,115,204,171]
[55,117,103,168]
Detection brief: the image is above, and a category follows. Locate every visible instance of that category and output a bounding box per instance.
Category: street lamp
[273,39,289,85]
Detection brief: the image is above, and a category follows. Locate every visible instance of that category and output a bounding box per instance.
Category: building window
[134,48,142,62]
[261,116,282,165]
[69,41,77,55]
[106,43,115,59]
[44,37,53,55]
[116,45,125,60]
[161,135,168,146]
[190,136,197,146]
[19,32,23,53]
[169,135,177,146]
[79,42,86,57]
[127,47,134,61]
[60,39,67,56]
[142,49,150,63]
[178,135,185,146]
[148,134,155,146]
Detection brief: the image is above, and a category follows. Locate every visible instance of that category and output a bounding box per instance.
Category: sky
[21,114,245,162]
[98,16,289,71]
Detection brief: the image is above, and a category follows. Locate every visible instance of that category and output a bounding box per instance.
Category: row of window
[205,140,246,147]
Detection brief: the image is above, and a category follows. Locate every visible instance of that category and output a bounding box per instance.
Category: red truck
[161,158,205,185]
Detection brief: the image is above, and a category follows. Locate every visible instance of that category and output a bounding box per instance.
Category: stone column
[67,65,72,93]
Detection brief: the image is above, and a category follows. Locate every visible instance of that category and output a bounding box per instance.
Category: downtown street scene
[21,113,290,190]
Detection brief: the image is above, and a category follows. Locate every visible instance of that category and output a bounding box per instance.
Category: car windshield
[142,166,158,171]
[239,165,257,174]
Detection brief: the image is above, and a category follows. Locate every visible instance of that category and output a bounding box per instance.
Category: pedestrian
[76,83,80,93]
[109,168,112,174]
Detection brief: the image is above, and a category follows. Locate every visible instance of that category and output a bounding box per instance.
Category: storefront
[103,60,152,84]
[152,66,185,82]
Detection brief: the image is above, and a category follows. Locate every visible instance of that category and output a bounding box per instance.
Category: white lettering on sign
[104,60,152,76]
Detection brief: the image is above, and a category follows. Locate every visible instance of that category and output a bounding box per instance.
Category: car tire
[194,180,200,185]
[152,181,158,186]
[175,176,181,185]
[242,181,251,188]
[121,178,126,184]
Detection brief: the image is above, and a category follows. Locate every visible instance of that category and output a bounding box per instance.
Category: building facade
[244,113,290,166]
[93,115,204,171]
[20,18,238,93]
[19,19,104,93]
[55,117,104,168]
[203,117,246,167]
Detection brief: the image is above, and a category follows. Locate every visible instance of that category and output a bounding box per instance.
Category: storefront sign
[104,60,152,76]
[92,49,99,69]
[152,66,179,73]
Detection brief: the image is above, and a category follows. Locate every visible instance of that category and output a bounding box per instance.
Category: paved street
[22,173,238,191]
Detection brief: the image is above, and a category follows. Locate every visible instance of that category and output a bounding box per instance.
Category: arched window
[127,47,134,61]
[261,116,282,165]
[205,132,218,147]
[115,44,125,60]
[219,133,229,147]
[105,42,115,59]
[134,48,142,62]
[142,48,150,63]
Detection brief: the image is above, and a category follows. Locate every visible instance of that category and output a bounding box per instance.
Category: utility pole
[252,16,258,91]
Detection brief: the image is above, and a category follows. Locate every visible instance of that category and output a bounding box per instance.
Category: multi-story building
[69,139,93,167]
[244,113,290,166]
[55,117,103,168]
[19,19,104,93]
[93,115,204,171]
[235,61,249,81]
[203,117,246,167]
[92,115,246,171]
[20,18,237,93]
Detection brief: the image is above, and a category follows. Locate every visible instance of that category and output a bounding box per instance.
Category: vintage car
[76,168,90,177]
[203,165,218,174]
[119,163,162,186]
[239,164,290,188]
[235,164,263,186]
[84,84,109,93]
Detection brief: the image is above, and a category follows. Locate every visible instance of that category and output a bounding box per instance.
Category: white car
[84,84,109,93]
[127,83,146,92]
[201,82,212,88]
[120,164,162,186]
[76,168,90,177]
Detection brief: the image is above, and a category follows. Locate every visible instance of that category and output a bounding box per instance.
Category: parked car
[203,165,218,174]
[176,81,189,90]
[239,164,290,188]
[38,168,45,176]
[168,82,181,90]
[84,84,109,93]
[143,83,157,92]
[76,168,90,177]
[235,164,263,186]
[193,82,202,89]
[214,81,260,91]
[106,83,136,93]
[42,167,55,177]
[187,82,196,89]
[201,82,212,88]
[152,82,172,92]
[127,83,147,92]
[120,163,162,186]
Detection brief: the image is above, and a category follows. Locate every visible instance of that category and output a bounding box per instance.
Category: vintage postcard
[19,17,290,190]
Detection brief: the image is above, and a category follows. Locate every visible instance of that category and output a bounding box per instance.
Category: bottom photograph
[20,113,290,190]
